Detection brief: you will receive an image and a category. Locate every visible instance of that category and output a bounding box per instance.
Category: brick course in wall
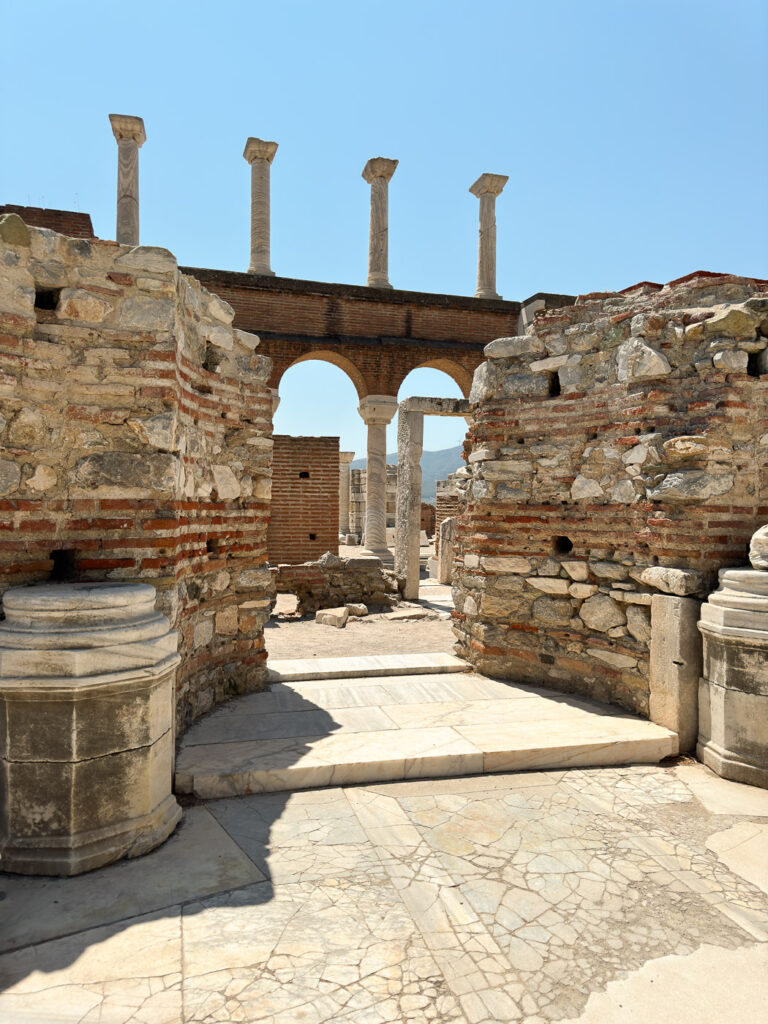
[0,220,274,733]
[0,205,95,239]
[268,435,339,564]
[454,272,768,717]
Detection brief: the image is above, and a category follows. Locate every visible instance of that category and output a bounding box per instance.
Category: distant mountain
[350,445,464,504]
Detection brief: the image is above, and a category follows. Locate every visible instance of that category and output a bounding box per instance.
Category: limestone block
[483,336,546,359]
[346,603,368,617]
[587,648,637,670]
[626,605,652,644]
[235,329,260,350]
[482,556,531,574]
[211,464,241,499]
[702,304,761,338]
[119,294,176,332]
[0,459,21,495]
[713,349,749,372]
[640,566,704,596]
[579,595,625,632]
[611,480,637,504]
[26,465,57,491]
[562,561,589,582]
[208,294,236,323]
[73,453,179,494]
[193,618,214,648]
[533,596,573,624]
[205,325,233,351]
[114,246,178,276]
[590,561,629,581]
[215,606,239,636]
[6,409,47,448]
[616,338,671,382]
[0,582,181,875]
[570,583,598,599]
[0,212,31,246]
[57,288,113,323]
[571,475,604,500]
[127,412,179,452]
[316,607,349,628]
[649,595,701,752]
[527,577,569,595]
[662,435,732,462]
[647,471,734,502]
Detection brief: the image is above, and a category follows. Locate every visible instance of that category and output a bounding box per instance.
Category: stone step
[175,670,678,799]
[267,651,467,683]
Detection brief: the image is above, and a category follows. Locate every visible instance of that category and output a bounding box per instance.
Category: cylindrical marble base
[0,582,182,875]
[697,569,768,790]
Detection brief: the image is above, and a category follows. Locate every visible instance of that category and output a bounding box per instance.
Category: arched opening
[412,358,473,399]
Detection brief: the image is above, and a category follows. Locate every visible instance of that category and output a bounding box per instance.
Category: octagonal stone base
[0,582,182,875]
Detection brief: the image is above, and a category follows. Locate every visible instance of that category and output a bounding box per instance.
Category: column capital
[340,451,356,466]
[469,172,508,198]
[109,114,146,147]
[244,137,278,165]
[362,157,398,184]
[358,395,398,426]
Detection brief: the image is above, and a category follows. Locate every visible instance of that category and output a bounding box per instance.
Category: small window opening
[747,352,763,378]
[548,372,561,397]
[553,536,573,554]
[35,288,60,311]
[309,533,317,541]
[299,471,310,479]
[50,549,76,580]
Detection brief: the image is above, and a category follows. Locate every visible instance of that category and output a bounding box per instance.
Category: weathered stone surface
[316,607,349,628]
[73,453,179,493]
[570,583,598,599]
[528,577,569,595]
[626,604,652,644]
[533,596,573,623]
[571,475,604,500]
[26,465,57,491]
[481,555,531,573]
[713,349,749,371]
[58,288,113,323]
[120,295,175,331]
[662,435,732,461]
[650,595,701,752]
[484,335,546,359]
[616,337,671,382]
[211,465,241,500]
[114,246,177,275]
[6,409,47,448]
[579,595,625,632]
[0,460,23,495]
[640,566,705,596]
[562,561,589,582]
[346,603,368,616]
[127,412,179,451]
[647,471,734,502]
[749,525,768,570]
[0,212,30,246]
[587,648,637,670]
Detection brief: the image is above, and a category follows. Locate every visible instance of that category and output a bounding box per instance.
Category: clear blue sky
[2,0,766,460]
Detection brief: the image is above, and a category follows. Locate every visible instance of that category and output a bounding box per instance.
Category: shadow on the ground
[0,682,341,986]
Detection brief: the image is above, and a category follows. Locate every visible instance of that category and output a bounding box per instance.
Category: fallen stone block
[346,603,368,617]
[315,607,349,628]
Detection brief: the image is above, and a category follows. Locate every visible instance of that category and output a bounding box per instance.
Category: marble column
[109,114,146,246]
[362,157,398,288]
[339,451,355,535]
[469,172,508,299]
[243,137,278,275]
[395,406,424,599]
[358,395,398,554]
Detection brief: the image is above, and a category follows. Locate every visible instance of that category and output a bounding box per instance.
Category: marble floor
[175,666,678,798]
[1,762,767,1023]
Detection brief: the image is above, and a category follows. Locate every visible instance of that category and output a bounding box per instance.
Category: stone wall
[435,475,463,555]
[273,551,402,616]
[267,435,339,564]
[0,216,274,732]
[454,272,768,716]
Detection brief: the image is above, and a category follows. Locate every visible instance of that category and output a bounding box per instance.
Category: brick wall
[1,205,95,239]
[183,268,574,399]
[268,436,339,564]
[421,503,436,536]
[0,221,274,733]
[435,480,463,555]
[454,272,768,716]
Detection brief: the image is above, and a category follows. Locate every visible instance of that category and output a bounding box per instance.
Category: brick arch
[409,358,474,399]
[274,349,369,400]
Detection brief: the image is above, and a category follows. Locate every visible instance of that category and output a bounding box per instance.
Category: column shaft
[364,420,388,550]
[368,176,389,287]
[249,159,272,274]
[116,138,140,245]
[395,408,424,600]
[476,193,497,298]
[339,453,354,534]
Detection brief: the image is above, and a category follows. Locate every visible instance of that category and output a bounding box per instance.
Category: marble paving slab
[175,665,678,798]
[267,651,467,681]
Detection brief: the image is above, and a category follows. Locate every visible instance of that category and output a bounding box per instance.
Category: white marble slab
[267,651,466,681]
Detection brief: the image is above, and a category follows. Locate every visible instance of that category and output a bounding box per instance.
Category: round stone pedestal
[698,569,768,789]
[0,582,182,875]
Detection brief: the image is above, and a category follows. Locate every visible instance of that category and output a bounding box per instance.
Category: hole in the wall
[588,431,598,441]
[34,288,61,311]
[206,538,221,556]
[299,471,310,479]
[747,351,763,378]
[309,533,316,541]
[50,549,76,580]
[196,383,213,395]
[553,536,573,554]
[539,653,555,665]
[548,372,561,397]
[517,438,525,445]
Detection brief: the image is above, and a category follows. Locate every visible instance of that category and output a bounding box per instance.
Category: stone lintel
[358,394,398,425]
[469,173,508,197]
[401,396,470,417]
[109,114,146,147]
[362,157,398,184]
[243,137,279,165]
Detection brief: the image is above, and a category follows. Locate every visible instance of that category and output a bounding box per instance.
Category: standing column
[362,157,398,288]
[358,396,398,555]
[395,406,424,600]
[109,114,146,245]
[469,173,508,299]
[243,137,278,275]
[339,451,355,536]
